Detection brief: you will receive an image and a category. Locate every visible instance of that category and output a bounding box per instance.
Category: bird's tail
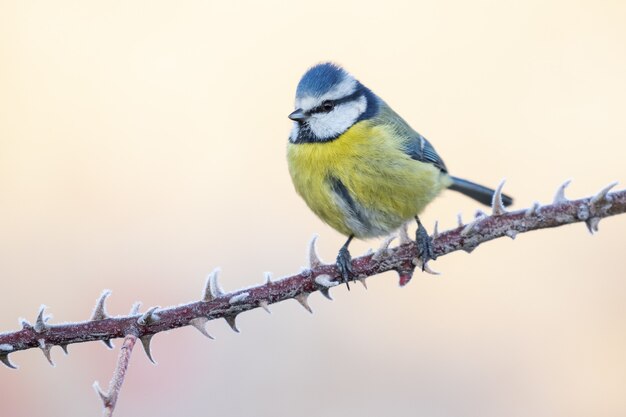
[448,176,514,207]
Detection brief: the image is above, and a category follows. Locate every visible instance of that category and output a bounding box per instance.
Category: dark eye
[321,100,335,112]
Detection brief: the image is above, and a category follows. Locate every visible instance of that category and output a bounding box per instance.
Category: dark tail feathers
[449,176,513,207]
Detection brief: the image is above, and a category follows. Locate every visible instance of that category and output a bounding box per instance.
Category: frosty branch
[1,181,625,371]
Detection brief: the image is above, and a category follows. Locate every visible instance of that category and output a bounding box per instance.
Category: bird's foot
[336,245,354,290]
[415,218,436,271]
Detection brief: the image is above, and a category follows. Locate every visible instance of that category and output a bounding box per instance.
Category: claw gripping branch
[0,182,625,369]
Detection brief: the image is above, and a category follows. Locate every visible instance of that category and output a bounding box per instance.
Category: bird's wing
[402,131,448,173]
[376,102,448,173]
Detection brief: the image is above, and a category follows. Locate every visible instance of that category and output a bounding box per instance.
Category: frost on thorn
[137,306,160,326]
[224,315,240,333]
[308,235,324,269]
[189,317,213,339]
[373,235,395,261]
[412,258,440,276]
[315,274,338,288]
[399,223,411,245]
[0,353,17,369]
[553,179,571,204]
[130,302,141,315]
[295,293,313,314]
[457,213,464,228]
[90,290,112,322]
[525,202,540,217]
[229,292,250,304]
[431,221,439,240]
[34,305,50,333]
[38,339,54,367]
[590,182,618,210]
[203,268,225,302]
[315,274,338,301]
[491,180,507,216]
[140,334,156,364]
[506,229,518,240]
[264,272,272,285]
[258,300,271,314]
[474,209,487,219]
[585,217,601,234]
[19,318,31,330]
[93,381,110,406]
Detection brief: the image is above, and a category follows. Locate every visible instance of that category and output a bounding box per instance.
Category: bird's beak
[288,109,308,122]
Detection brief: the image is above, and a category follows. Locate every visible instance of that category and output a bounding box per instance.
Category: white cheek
[308,96,367,140]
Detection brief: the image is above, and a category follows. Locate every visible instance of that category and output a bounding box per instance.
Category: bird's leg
[415,216,436,270]
[336,235,354,290]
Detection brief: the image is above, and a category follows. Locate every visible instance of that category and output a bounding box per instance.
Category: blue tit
[286,63,513,288]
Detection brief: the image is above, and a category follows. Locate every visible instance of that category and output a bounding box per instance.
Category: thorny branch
[1,181,624,415]
[1,182,625,370]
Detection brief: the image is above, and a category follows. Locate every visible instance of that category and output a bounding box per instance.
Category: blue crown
[296,63,350,98]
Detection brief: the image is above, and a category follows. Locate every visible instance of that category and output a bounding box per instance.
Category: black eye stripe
[308,90,363,115]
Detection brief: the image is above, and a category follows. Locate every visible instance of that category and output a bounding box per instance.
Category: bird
[286,63,513,288]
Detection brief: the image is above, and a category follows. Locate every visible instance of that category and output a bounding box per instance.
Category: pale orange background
[1,1,625,417]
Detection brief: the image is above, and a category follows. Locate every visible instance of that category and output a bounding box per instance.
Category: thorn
[525,202,540,217]
[358,277,368,289]
[585,217,601,234]
[431,221,439,240]
[60,343,69,355]
[319,288,333,300]
[258,300,271,314]
[373,235,396,261]
[412,258,440,275]
[189,317,214,339]
[102,339,114,349]
[224,315,240,333]
[553,179,571,204]
[203,268,224,302]
[229,292,249,304]
[461,219,478,236]
[130,302,141,315]
[474,209,487,219]
[315,274,337,300]
[506,229,518,240]
[315,274,338,288]
[137,306,160,326]
[590,182,618,209]
[20,318,31,330]
[397,269,415,287]
[38,339,54,366]
[90,290,112,321]
[264,272,272,285]
[93,381,110,406]
[0,353,17,369]
[491,180,507,215]
[140,334,156,364]
[457,213,464,228]
[34,305,49,333]
[364,248,374,256]
[308,234,324,269]
[399,223,411,244]
[294,293,313,314]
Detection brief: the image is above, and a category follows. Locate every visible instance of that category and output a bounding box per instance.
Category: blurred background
[1,1,625,416]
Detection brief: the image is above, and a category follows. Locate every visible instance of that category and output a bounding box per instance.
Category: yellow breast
[287,120,450,238]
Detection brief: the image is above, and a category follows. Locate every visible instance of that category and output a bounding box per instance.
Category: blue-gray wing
[403,131,448,173]
[375,102,448,173]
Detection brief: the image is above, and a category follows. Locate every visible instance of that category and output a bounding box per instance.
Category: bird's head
[288,63,379,143]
